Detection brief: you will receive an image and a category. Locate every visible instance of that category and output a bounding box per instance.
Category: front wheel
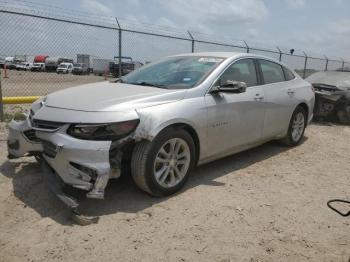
[131,128,196,197]
[281,106,307,146]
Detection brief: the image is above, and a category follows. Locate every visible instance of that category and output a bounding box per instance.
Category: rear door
[257,59,297,139]
[205,58,265,158]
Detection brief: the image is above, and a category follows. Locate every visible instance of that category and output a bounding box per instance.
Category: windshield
[121,56,224,89]
[58,64,68,68]
[73,63,82,67]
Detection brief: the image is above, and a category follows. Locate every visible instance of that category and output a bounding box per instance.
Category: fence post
[302,51,308,79]
[115,17,122,78]
[243,40,249,53]
[324,55,328,71]
[276,46,282,62]
[187,31,195,53]
[0,68,4,122]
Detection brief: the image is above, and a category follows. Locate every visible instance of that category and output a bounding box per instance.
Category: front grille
[31,119,64,131]
[42,140,58,158]
[23,129,41,142]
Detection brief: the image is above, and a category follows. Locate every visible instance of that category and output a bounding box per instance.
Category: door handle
[287,89,295,95]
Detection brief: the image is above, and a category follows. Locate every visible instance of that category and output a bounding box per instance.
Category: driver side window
[219,59,257,87]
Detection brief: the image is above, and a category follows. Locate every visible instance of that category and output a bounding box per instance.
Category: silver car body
[7,52,315,200]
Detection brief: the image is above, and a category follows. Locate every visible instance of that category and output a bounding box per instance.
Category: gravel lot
[1,70,106,96]
[0,122,349,262]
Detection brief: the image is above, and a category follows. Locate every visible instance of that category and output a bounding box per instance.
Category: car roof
[169,52,296,72]
[171,52,270,59]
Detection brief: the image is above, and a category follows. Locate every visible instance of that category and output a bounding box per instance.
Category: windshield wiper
[128,81,167,89]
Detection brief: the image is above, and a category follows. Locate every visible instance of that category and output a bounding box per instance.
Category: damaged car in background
[306,71,350,124]
[7,52,314,223]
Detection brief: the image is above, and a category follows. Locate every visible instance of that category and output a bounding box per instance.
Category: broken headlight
[67,119,139,141]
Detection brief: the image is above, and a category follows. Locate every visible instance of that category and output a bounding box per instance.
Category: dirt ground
[1,70,106,96]
[0,122,349,262]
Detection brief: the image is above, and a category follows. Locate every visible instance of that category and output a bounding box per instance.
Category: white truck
[45,57,73,72]
[56,62,73,74]
[92,58,113,76]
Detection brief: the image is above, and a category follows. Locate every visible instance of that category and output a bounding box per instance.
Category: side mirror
[212,80,247,93]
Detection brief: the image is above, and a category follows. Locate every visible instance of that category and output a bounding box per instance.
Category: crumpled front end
[7,116,122,201]
[37,124,120,199]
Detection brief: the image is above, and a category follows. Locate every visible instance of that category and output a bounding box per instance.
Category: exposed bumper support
[41,159,99,225]
[41,159,78,209]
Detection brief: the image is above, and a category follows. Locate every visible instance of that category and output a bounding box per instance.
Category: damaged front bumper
[7,117,121,201]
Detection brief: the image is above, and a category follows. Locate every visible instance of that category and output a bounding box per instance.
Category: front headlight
[67,119,140,141]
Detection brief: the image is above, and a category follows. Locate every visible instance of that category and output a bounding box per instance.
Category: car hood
[306,71,350,91]
[45,81,187,112]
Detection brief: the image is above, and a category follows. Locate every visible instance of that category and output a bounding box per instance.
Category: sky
[66,0,350,59]
[0,0,349,69]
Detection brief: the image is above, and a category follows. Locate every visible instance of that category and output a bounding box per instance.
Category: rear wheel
[131,128,196,197]
[281,106,306,146]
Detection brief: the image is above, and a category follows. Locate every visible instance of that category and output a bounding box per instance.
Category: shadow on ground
[0,138,307,225]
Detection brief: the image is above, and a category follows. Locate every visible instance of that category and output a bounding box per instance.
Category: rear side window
[219,59,258,87]
[283,66,295,81]
[259,60,285,84]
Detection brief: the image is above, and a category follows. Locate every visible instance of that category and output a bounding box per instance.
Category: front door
[205,58,265,159]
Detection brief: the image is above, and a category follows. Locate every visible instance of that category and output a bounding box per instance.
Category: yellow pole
[2,96,40,104]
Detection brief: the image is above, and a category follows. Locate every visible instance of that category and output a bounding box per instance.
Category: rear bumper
[7,118,121,199]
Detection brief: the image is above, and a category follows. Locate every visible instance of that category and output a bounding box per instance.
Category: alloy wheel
[153,138,191,188]
[291,112,305,142]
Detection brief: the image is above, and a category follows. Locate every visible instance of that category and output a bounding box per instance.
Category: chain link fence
[0,2,349,120]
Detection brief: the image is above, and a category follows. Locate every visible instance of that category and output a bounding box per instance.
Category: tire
[131,128,196,197]
[281,106,307,146]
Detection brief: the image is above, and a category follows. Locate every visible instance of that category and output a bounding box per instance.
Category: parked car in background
[306,71,350,124]
[109,57,143,77]
[72,63,89,75]
[15,62,33,71]
[7,52,314,210]
[46,57,73,72]
[31,62,46,72]
[5,57,16,69]
[56,63,73,74]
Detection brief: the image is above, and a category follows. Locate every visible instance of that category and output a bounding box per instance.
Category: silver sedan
[7,52,315,206]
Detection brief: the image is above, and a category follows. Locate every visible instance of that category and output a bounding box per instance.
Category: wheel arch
[296,102,309,125]
[165,123,200,166]
[135,120,201,166]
